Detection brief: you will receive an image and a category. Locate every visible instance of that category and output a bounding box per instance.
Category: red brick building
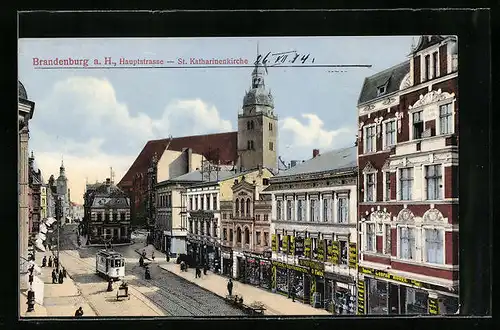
[356,36,459,315]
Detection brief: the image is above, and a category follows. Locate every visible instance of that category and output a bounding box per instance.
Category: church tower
[237,48,278,172]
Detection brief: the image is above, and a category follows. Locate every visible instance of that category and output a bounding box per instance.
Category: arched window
[246,198,251,216]
[235,198,239,216]
[237,227,242,243]
[240,199,245,215]
[244,227,250,244]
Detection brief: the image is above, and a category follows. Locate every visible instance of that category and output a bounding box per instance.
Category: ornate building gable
[422,207,445,223]
[369,206,392,222]
[362,161,377,174]
[408,89,455,110]
[381,159,391,171]
[396,207,416,223]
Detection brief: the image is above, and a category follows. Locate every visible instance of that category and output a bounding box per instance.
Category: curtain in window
[367,224,375,251]
[400,168,413,200]
[400,227,410,259]
[426,229,443,264]
[338,197,348,223]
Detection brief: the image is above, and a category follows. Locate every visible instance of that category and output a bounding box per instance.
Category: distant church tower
[237,48,278,172]
[56,160,70,221]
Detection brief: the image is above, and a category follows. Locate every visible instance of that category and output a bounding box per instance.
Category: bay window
[337,197,349,223]
[425,228,444,264]
[399,227,416,260]
[426,165,442,200]
[399,168,413,201]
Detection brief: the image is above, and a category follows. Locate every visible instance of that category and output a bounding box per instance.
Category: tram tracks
[59,250,166,316]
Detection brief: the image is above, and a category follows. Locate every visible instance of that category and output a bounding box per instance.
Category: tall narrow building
[237,55,278,172]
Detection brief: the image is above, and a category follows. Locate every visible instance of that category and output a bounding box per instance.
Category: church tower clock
[237,52,278,172]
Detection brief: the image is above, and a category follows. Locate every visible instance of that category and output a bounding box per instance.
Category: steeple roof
[243,45,274,109]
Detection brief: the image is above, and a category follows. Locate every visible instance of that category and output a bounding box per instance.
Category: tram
[95,249,125,281]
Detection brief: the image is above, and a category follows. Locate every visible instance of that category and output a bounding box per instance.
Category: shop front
[359,266,459,315]
[221,247,233,278]
[298,258,325,308]
[271,260,310,302]
[324,271,356,315]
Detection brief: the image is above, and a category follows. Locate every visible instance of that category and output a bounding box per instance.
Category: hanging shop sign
[298,258,325,271]
[271,260,309,274]
[304,238,312,258]
[348,242,357,269]
[357,280,366,315]
[330,241,339,264]
[271,234,278,252]
[294,237,304,256]
[289,236,295,256]
[316,239,326,261]
[282,235,289,254]
[428,297,440,315]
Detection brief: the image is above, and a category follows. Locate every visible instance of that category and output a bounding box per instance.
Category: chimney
[313,149,320,158]
[187,148,192,172]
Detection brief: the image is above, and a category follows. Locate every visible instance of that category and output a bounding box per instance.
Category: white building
[265,147,358,314]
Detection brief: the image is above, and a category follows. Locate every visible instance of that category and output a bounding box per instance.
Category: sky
[18,36,417,204]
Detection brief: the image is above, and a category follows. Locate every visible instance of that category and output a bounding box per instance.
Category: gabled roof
[411,35,446,54]
[273,146,357,178]
[357,61,410,105]
[118,132,238,188]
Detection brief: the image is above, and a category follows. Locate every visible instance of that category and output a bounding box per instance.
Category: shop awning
[45,217,56,226]
[28,260,42,275]
[37,232,47,241]
[34,239,46,252]
[39,223,48,234]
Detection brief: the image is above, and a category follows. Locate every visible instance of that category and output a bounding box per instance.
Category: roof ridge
[148,131,238,143]
[366,60,409,80]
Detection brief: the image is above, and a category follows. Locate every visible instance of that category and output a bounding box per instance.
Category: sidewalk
[134,243,331,316]
[21,251,97,317]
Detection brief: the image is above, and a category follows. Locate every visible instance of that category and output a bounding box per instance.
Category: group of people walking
[41,255,67,284]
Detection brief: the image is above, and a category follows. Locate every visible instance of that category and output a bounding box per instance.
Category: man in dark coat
[75,307,83,317]
[48,256,53,268]
[227,278,233,296]
[42,256,47,267]
[54,257,59,270]
[291,285,296,302]
[203,263,208,275]
[62,267,67,278]
[51,269,57,284]
[58,270,64,284]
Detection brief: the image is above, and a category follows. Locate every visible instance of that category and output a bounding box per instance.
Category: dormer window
[377,85,387,96]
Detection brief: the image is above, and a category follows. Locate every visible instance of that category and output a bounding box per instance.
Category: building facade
[87,178,131,244]
[219,174,273,288]
[28,152,43,239]
[266,147,358,314]
[356,35,459,316]
[40,185,47,221]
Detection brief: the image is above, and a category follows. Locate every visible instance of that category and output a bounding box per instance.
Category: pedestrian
[58,270,64,284]
[62,267,67,278]
[227,278,233,296]
[42,256,47,267]
[195,266,200,278]
[54,257,59,270]
[203,263,207,275]
[75,306,83,317]
[151,252,155,261]
[291,285,296,302]
[51,269,57,284]
[48,256,53,268]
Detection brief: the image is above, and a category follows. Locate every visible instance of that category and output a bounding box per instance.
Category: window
[385,173,391,201]
[263,214,269,222]
[323,199,330,222]
[189,221,193,233]
[240,199,245,215]
[235,198,239,216]
[120,213,125,221]
[264,232,269,246]
[413,111,424,139]
[377,85,386,96]
[385,224,391,254]
[255,214,260,221]
[286,200,293,220]
[337,197,349,223]
[425,229,444,264]
[246,199,251,216]
[112,213,118,222]
[229,229,233,242]
[384,120,396,148]
[424,55,430,81]
[247,121,254,130]
[310,199,318,222]
[276,200,283,220]
[207,222,211,237]
[269,141,274,151]
[364,125,376,153]
[263,178,269,185]
[366,224,375,251]
[222,213,227,219]
[426,165,442,200]
[297,200,305,221]
[340,241,348,264]
[439,103,453,134]
[247,140,254,150]
[97,213,102,222]
[400,168,414,201]
[256,232,261,245]
[236,227,242,243]
[399,227,416,260]
[104,213,110,222]
[212,195,217,210]
[432,52,439,78]
[194,198,198,210]
[205,195,209,210]
[189,197,193,210]
[200,196,204,210]
[213,221,218,238]
[366,173,375,202]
